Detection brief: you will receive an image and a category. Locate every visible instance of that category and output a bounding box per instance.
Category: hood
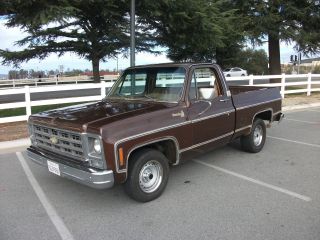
[30,100,169,132]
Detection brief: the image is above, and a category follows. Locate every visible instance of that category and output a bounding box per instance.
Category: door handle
[219,99,230,102]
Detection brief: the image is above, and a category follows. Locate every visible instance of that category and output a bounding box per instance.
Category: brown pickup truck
[27,63,284,202]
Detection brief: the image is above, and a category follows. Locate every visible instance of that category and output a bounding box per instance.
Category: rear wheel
[241,118,266,153]
[124,148,169,202]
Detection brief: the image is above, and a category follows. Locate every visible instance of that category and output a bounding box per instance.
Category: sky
[0,18,301,75]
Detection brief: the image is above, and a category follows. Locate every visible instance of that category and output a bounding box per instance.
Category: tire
[226,74,231,77]
[241,118,266,153]
[124,148,169,202]
[241,74,245,76]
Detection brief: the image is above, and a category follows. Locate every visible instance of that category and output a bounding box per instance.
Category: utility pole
[297,52,301,74]
[116,56,119,73]
[130,0,135,67]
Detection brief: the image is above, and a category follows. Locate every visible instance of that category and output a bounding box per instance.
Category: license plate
[47,160,60,176]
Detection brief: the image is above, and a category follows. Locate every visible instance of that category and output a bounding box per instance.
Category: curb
[0,102,319,148]
[283,102,320,112]
[0,138,30,151]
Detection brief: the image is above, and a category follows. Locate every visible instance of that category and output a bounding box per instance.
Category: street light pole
[130,0,135,67]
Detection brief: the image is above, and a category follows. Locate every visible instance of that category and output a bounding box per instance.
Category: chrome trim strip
[113,109,236,173]
[116,121,190,145]
[113,106,275,173]
[116,137,181,174]
[113,122,190,173]
[191,110,234,123]
[273,110,281,116]
[92,180,113,185]
[234,125,252,133]
[115,108,234,147]
[179,131,234,153]
[236,98,281,110]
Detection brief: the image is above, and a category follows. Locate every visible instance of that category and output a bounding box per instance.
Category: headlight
[88,137,102,155]
[93,139,101,154]
[86,136,105,169]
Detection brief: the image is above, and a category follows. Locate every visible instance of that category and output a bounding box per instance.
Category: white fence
[0,75,119,88]
[0,73,320,124]
[228,73,320,98]
[0,81,113,124]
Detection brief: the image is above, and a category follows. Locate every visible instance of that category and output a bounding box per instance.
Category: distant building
[300,57,320,67]
[82,71,120,81]
[82,71,119,76]
[0,74,8,80]
[282,57,320,74]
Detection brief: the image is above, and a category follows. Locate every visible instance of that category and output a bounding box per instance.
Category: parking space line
[307,109,320,113]
[267,136,320,148]
[193,159,311,202]
[285,118,319,124]
[16,152,74,240]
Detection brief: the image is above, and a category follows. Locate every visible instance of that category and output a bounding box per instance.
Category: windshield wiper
[105,94,132,101]
[142,94,155,100]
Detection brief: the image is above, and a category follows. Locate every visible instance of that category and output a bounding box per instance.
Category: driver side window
[189,67,223,101]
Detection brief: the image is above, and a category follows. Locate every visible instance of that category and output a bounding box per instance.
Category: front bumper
[27,147,114,189]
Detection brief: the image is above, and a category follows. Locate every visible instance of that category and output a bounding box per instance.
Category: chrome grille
[32,124,84,160]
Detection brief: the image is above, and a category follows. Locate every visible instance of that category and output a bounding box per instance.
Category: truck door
[187,66,235,146]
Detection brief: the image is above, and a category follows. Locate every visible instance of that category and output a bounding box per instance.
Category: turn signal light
[119,148,125,168]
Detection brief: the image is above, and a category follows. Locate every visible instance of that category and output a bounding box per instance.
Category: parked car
[223,67,248,77]
[27,63,283,202]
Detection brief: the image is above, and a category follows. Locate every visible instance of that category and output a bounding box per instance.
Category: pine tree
[0,0,132,82]
[235,0,320,80]
[138,0,244,62]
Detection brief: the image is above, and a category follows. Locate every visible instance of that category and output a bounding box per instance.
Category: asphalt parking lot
[1,107,320,240]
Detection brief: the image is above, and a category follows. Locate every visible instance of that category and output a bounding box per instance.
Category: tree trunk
[268,33,281,83]
[92,58,100,83]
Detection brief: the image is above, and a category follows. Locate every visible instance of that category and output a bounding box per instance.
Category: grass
[0,102,88,118]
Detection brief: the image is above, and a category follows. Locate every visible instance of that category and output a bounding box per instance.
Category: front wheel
[241,118,266,153]
[124,148,169,202]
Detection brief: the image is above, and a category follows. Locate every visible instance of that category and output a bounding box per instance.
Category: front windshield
[107,67,186,102]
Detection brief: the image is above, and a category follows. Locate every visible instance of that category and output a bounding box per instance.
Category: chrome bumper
[27,148,114,189]
[275,112,285,123]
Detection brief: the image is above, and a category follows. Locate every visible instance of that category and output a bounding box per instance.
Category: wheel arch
[248,108,273,133]
[252,108,273,124]
[128,137,180,164]
[117,137,180,179]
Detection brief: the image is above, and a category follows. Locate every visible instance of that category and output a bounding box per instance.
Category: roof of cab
[127,62,216,70]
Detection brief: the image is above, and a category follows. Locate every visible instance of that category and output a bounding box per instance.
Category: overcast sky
[0,18,300,74]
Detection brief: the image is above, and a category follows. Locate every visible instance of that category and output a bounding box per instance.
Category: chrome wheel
[253,125,263,146]
[139,160,163,193]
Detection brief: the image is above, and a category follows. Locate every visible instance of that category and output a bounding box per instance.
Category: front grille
[32,124,85,161]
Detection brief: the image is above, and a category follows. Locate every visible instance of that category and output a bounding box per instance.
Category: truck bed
[229,85,282,137]
[229,85,271,95]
